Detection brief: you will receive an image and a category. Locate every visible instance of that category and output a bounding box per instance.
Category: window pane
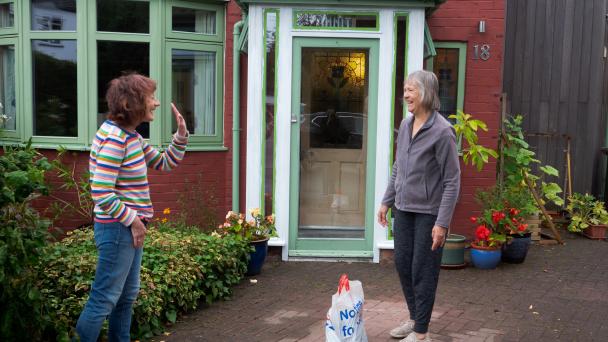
[433,48,460,123]
[0,3,14,28]
[264,11,277,215]
[172,49,216,136]
[32,40,77,137]
[97,0,149,34]
[172,7,216,34]
[97,41,150,138]
[31,0,76,31]
[0,45,16,131]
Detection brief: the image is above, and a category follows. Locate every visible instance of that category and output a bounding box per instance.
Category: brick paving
[152,233,608,341]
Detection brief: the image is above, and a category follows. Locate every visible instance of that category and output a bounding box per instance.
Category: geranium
[476,225,490,240]
[472,205,529,247]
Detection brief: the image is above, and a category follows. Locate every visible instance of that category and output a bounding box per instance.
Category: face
[143,93,160,122]
[403,81,423,115]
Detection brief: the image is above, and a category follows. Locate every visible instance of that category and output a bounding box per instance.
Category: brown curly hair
[106,73,156,127]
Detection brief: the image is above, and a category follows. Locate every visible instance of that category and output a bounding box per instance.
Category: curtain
[193,52,215,135]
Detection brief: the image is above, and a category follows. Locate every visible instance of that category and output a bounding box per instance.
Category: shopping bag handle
[337,274,350,294]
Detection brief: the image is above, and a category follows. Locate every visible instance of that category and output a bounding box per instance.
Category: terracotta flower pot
[583,224,607,240]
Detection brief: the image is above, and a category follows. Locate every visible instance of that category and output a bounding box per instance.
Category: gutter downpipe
[232,13,246,212]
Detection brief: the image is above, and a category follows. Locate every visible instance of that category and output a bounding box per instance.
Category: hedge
[36,225,250,341]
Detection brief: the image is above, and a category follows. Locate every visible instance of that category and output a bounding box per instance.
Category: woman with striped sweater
[76,73,189,341]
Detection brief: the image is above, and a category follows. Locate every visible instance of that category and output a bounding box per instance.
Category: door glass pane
[433,48,459,123]
[97,0,149,34]
[0,45,16,131]
[172,7,216,34]
[97,41,150,137]
[0,3,14,28]
[31,0,76,31]
[171,49,216,136]
[264,11,277,215]
[32,39,77,136]
[298,47,368,239]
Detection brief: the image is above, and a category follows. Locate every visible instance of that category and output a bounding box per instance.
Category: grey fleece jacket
[382,111,461,229]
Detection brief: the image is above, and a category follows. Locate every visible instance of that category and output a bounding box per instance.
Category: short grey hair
[405,70,440,112]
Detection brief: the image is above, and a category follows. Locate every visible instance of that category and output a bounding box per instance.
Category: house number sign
[473,44,491,61]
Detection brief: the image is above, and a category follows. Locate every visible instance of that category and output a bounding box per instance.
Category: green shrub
[0,142,52,340]
[36,224,250,340]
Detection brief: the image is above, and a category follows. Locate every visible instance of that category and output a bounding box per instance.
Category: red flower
[492,211,506,224]
[476,225,490,240]
[511,218,519,224]
[509,208,520,216]
[470,216,477,223]
[518,223,528,232]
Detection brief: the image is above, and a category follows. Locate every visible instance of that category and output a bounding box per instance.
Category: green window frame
[292,10,379,31]
[2,0,225,150]
[164,41,224,148]
[261,8,279,215]
[166,0,224,43]
[0,37,19,141]
[0,0,17,35]
[425,41,467,149]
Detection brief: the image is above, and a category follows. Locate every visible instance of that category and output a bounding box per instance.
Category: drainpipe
[232,14,246,212]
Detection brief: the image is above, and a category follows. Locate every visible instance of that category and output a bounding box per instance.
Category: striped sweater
[90,120,188,225]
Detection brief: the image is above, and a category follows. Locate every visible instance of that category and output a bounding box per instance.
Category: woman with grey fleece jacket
[377,70,460,342]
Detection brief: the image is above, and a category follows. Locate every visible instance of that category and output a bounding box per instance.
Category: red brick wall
[427,0,505,238]
[36,2,247,231]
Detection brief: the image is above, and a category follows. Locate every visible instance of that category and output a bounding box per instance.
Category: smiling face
[142,93,160,123]
[403,81,424,115]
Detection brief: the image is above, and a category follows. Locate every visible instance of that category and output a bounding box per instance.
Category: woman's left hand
[431,225,447,251]
[171,103,188,137]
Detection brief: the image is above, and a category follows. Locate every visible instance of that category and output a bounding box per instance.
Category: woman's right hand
[377,204,389,227]
[131,217,147,248]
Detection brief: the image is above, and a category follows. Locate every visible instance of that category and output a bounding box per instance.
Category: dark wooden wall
[503,0,608,199]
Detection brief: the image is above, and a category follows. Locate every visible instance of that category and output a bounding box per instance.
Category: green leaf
[539,165,559,177]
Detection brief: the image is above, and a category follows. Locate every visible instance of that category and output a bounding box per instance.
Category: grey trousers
[393,210,443,334]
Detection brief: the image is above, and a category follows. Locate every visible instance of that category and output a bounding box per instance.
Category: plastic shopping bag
[325,274,368,342]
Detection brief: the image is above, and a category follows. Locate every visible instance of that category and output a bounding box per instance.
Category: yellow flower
[161,218,168,223]
[211,231,221,238]
[238,219,243,225]
[266,215,274,224]
[250,207,260,217]
[163,208,171,215]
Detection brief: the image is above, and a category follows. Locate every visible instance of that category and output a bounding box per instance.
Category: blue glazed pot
[246,238,269,276]
[470,245,501,269]
[502,233,531,263]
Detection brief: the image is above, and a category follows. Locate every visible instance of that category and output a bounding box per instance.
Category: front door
[289,38,378,257]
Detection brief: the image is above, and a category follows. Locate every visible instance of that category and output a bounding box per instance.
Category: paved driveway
[152,234,608,341]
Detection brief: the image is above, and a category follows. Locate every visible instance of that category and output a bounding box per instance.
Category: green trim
[423,22,436,59]
[241,0,436,8]
[0,1,17,36]
[293,10,379,31]
[289,37,379,256]
[387,13,409,239]
[232,15,246,212]
[288,249,373,258]
[426,41,467,149]
[0,38,18,139]
[163,41,224,146]
[260,9,279,215]
[165,1,225,43]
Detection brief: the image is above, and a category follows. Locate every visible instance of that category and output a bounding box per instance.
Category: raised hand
[171,103,188,137]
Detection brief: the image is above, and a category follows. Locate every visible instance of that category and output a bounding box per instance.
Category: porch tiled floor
[151,232,608,341]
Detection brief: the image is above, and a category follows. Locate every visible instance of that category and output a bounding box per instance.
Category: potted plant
[565,193,608,239]
[440,111,497,268]
[469,221,505,269]
[218,208,277,275]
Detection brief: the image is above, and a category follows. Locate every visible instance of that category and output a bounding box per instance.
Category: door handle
[291,114,298,123]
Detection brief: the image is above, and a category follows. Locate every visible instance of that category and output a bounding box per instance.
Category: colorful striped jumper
[90,120,188,225]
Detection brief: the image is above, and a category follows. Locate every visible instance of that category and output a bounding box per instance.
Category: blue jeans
[76,222,143,342]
